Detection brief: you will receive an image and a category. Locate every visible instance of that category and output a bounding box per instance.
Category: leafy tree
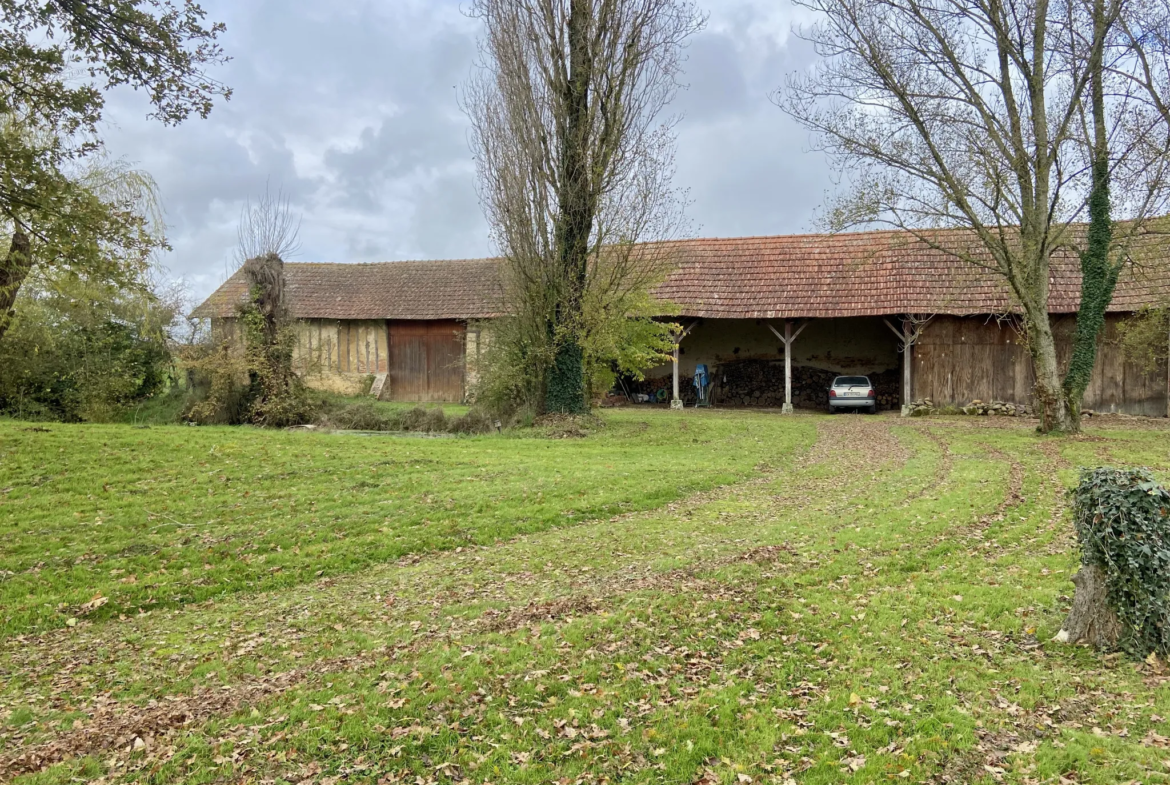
[0,0,229,343]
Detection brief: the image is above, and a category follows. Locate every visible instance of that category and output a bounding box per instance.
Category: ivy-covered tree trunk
[1061,0,1120,434]
[543,0,593,415]
[545,336,586,413]
[0,229,32,345]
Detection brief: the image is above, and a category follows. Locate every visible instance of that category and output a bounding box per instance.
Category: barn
[192,229,1170,415]
[194,259,502,403]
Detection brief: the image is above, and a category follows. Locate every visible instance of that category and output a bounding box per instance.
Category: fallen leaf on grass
[78,595,108,614]
[1144,730,1170,748]
[841,755,866,772]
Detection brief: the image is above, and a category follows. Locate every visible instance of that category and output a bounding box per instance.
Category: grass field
[2,410,1170,784]
[0,410,806,636]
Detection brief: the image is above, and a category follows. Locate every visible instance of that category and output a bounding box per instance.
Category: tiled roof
[192,229,1170,320]
[653,229,1170,318]
[190,258,506,320]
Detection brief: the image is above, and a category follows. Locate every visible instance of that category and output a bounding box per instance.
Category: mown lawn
[2,411,1170,785]
[0,409,811,636]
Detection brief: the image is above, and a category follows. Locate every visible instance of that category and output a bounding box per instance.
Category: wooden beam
[784,321,793,410]
[671,320,698,409]
[768,320,808,413]
[884,316,933,411]
[672,341,681,405]
[902,319,912,408]
[883,317,905,342]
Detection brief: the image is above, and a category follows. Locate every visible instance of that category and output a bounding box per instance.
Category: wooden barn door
[387,320,465,402]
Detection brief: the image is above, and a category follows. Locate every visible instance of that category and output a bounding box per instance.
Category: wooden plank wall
[913,314,1168,415]
[292,319,389,376]
[385,320,466,402]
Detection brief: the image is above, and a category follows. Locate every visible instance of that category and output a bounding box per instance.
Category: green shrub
[0,278,175,422]
[315,398,397,431]
[469,287,677,415]
[1117,305,1168,374]
[450,409,495,434]
[314,398,495,435]
[1073,467,1170,655]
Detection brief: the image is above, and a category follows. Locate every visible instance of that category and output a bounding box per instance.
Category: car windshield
[834,376,870,386]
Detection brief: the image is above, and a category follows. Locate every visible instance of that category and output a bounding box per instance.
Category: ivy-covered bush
[183,255,316,428]
[1073,467,1170,655]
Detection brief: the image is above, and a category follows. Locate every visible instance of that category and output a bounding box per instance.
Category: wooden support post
[671,321,699,410]
[885,315,933,416]
[785,321,793,412]
[903,320,913,409]
[672,341,681,409]
[767,320,808,413]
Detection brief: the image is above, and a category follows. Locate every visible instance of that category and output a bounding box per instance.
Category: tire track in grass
[13,419,1029,785]
[0,418,924,781]
[0,419,883,710]
[0,548,802,780]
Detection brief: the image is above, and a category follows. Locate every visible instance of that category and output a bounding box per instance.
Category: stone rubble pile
[907,398,1032,417]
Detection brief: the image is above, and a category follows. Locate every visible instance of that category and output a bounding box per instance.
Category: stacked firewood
[624,361,901,409]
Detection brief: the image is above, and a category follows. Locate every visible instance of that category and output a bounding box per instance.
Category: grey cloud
[322,103,472,212]
[98,0,835,302]
[673,33,752,119]
[410,168,489,260]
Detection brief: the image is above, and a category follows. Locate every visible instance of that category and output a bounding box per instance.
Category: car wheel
[869,405,877,415]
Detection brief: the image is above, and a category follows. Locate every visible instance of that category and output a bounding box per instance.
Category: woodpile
[626,360,901,409]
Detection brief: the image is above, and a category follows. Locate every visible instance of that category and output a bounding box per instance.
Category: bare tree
[465,0,704,413]
[234,182,302,269]
[775,0,1170,433]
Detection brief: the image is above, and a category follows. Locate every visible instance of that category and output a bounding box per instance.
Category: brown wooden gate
[386,320,466,402]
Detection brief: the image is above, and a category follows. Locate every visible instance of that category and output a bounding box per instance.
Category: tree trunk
[544,0,593,415]
[1056,563,1122,650]
[1062,0,1118,432]
[1028,312,1076,433]
[0,229,32,345]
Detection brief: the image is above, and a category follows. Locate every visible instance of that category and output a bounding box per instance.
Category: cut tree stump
[1056,564,1122,649]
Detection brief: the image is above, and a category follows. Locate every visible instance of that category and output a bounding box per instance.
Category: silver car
[829,375,876,414]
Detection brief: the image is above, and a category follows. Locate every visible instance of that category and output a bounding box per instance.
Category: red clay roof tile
[191,228,1170,320]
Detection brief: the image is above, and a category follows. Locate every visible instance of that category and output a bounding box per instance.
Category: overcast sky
[101,0,833,302]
